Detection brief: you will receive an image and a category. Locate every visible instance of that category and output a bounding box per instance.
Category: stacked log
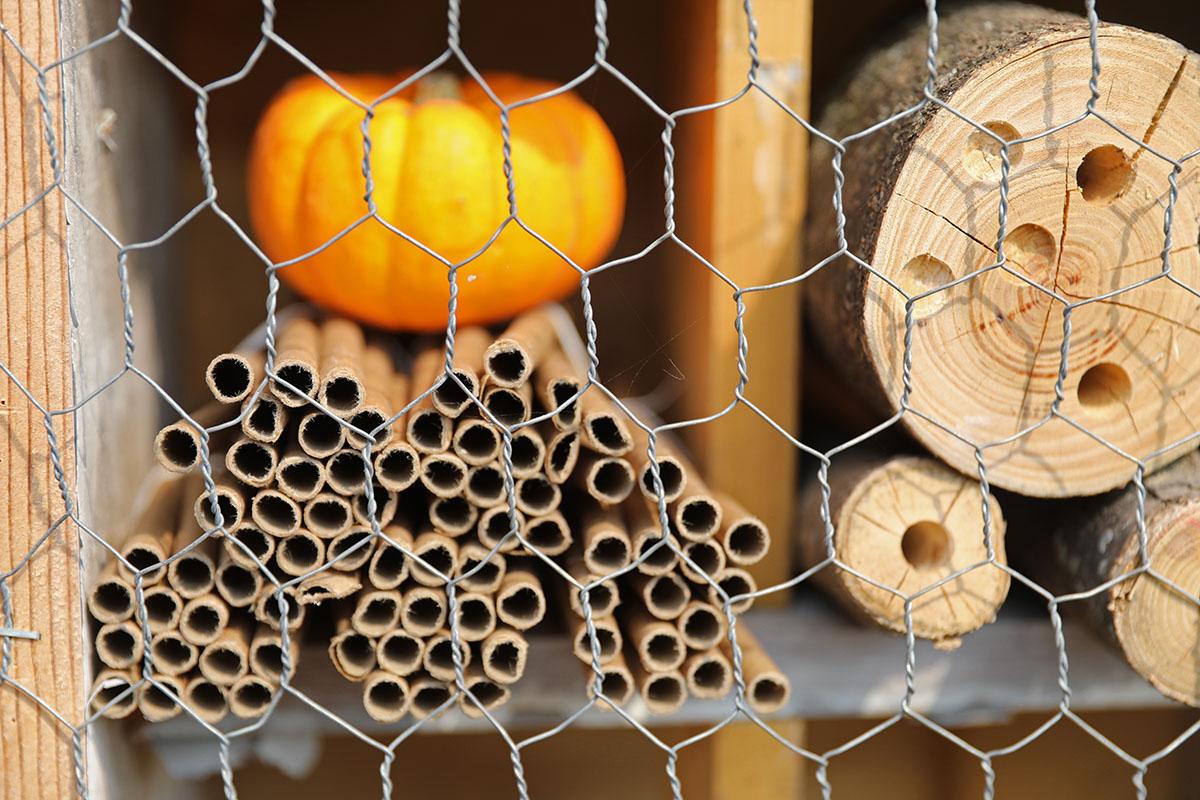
[92,308,785,722]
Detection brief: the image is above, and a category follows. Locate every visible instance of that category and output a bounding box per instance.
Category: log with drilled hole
[797,454,1009,649]
[1021,450,1200,706]
[806,3,1200,497]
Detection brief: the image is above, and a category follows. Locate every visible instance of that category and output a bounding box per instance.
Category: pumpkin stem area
[414,72,463,103]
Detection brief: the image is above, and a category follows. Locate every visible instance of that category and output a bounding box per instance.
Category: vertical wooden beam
[708,719,807,800]
[0,1,84,797]
[672,0,810,601]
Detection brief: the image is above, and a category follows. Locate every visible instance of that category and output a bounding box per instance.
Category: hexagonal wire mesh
[1,0,1199,797]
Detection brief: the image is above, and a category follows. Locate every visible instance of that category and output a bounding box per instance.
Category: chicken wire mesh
[0,0,1198,797]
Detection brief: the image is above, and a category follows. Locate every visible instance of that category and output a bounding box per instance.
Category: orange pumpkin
[247,71,625,331]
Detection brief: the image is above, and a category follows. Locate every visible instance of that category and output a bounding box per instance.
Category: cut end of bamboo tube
[91,669,138,719]
[297,572,362,605]
[455,592,497,642]
[673,495,722,542]
[481,628,528,685]
[572,615,623,665]
[680,539,726,584]
[298,411,346,459]
[433,369,480,419]
[155,422,202,473]
[465,464,506,507]
[478,506,523,553]
[684,651,732,700]
[194,484,244,532]
[583,411,634,457]
[516,476,562,516]
[243,395,287,443]
[429,495,478,536]
[96,621,142,669]
[545,430,581,484]
[256,586,306,631]
[150,630,199,676]
[409,676,454,720]
[206,352,259,405]
[88,573,135,624]
[368,531,412,590]
[496,571,546,631]
[303,493,351,538]
[584,458,635,507]
[461,668,510,718]
[522,512,572,558]
[484,386,531,427]
[327,449,370,496]
[250,630,295,683]
[588,654,635,710]
[363,671,411,722]
[484,339,533,388]
[639,455,686,504]
[216,559,263,608]
[353,590,403,638]
[402,587,448,637]
[277,530,326,577]
[277,453,326,501]
[225,524,275,568]
[677,602,726,651]
[230,675,276,719]
[328,527,375,572]
[353,486,398,528]
[510,429,546,478]
[378,630,424,676]
[181,594,230,646]
[252,489,302,537]
[717,493,770,567]
[330,628,377,681]
[167,548,217,600]
[143,585,183,633]
[227,439,279,488]
[458,543,506,594]
[423,629,471,681]
[184,675,229,724]
[272,361,318,408]
[636,573,690,621]
[710,568,757,614]
[138,676,186,722]
[375,442,419,492]
[636,668,686,715]
[420,453,468,498]
[407,409,451,454]
[453,420,501,466]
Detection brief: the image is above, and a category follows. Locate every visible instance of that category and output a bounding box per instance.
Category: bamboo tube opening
[194,486,243,531]
[230,676,275,718]
[410,678,453,720]
[207,354,257,404]
[545,430,581,484]
[509,429,545,477]
[181,595,229,646]
[478,506,523,552]
[584,413,633,457]
[461,672,509,718]
[298,412,346,458]
[423,631,470,681]
[516,477,561,515]
[586,458,635,506]
[347,408,389,447]
[429,496,478,535]
[421,453,468,498]
[484,387,530,426]
[304,494,351,538]
[277,455,325,500]
[631,528,679,576]
[411,533,457,586]
[139,677,185,722]
[522,512,571,556]
[639,573,689,620]
[352,486,398,528]
[273,362,317,407]
[322,376,364,417]
[298,572,362,604]
[278,531,325,576]
[675,497,722,541]
[592,659,634,709]
[678,602,725,651]
[408,409,451,454]
[227,439,277,487]
[199,644,248,686]
[640,631,684,672]
[572,617,622,663]
[150,631,199,675]
[681,540,726,583]
[217,561,262,607]
[458,544,506,593]
[250,633,292,682]
[496,571,546,630]
[331,630,377,680]
[225,525,274,568]
[168,550,216,600]
[327,449,369,496]
[354,592,403,637]
[547,379,581,430]
[251,490,301,536]
[184,676,229,724]
[244,395,286,442]
[585,533,630,574]
[369,536,411,590]
[143,586,183,633]
[96,621,142,668]
[434,370,479,418]
[481,630,528,685]
[641,670,686,715]
[364,671,410,722]
[328,527,375,571]
[121,545,166,585]
[402,589,448,637]
[454,420,501,466]
[375,443,419,492]
[465,464,506,507]
[711,568,756,614]
[256,587,306,631]
[748,674,789,714]
[155,424,201,472]
[485,346,529,388]
[639,456,686,504]
[455,593,497,642]
[378,630,423,676]
[685,651,732,699]
[91,670,137,719]
[722,518,769,566]
[569,579,618,619]
[88,576,134,623]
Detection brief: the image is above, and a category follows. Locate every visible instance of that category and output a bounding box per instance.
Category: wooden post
[670,0,809,603]
[0,0,84,796]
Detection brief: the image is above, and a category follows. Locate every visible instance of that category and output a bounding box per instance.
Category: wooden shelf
[139,595,1170,778]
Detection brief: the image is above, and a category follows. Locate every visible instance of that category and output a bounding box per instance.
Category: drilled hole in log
[1077,362,1133,415]
[1076,144,1134,205]
[962,120,1022,181]
[900,520,952,569]
[1002,223,1056,285]
[897,254,954,318]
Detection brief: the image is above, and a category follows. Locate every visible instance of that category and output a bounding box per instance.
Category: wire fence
[1,0,1199,798]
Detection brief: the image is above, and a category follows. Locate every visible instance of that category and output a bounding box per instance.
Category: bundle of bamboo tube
[91,308,786,722]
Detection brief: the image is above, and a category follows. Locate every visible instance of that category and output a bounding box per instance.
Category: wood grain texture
[670,0,810,603]
[0,0,84,797]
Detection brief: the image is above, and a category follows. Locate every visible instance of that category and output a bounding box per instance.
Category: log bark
[798,454,1009,648]
[1029,450,1200,706]
[807,2,1200,497]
